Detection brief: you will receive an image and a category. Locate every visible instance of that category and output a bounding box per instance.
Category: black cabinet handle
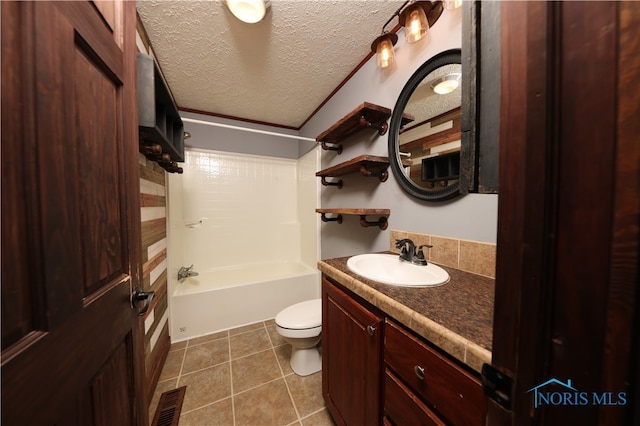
[133,287,155,316]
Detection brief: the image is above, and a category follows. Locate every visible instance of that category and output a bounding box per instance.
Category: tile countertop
[318,255,494,373]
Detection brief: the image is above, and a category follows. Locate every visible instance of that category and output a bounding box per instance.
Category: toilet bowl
[275,298,322,376]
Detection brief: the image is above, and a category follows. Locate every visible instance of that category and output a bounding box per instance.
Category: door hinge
[481,363,512,410]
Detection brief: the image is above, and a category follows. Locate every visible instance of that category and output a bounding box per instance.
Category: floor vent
[151,386,187,426]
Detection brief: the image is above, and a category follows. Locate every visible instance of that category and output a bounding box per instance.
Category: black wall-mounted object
[137,53,184,170]
[421,151,461,183]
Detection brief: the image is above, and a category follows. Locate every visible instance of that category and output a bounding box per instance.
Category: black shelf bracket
[320,141,343,154]
[359,215,388,230]
[320,177,344,189]
[320,213,343,224]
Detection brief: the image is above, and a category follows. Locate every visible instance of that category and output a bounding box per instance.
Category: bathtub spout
[178,265,199,281]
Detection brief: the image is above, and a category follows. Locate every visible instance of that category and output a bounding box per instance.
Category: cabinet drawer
[384,319,483,426]
[384,369,445,426]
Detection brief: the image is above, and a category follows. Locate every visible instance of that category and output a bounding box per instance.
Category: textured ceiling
[136,0,405,129]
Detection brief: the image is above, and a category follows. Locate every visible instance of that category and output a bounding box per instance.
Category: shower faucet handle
[178,265,196,281]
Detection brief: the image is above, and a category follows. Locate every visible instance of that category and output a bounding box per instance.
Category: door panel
[489,2,639,424]
[74,35,126,296]
[1,1,144,424]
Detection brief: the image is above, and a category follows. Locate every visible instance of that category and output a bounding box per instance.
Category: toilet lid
[276,299,322,329]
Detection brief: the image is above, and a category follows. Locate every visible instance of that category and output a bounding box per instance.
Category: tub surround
[318,254,493,373]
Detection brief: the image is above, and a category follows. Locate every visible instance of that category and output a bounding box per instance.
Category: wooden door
[322,277,383,425]
[1,1,146,425]
[487,2,639,425]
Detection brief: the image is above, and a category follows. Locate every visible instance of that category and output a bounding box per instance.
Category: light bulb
[376,37,395,68]
[404,5,429,43]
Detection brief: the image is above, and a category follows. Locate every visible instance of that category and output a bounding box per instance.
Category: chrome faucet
[178,265,199,281]
[395,239,432,265]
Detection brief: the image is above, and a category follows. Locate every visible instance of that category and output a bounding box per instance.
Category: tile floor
[149,320,336,426]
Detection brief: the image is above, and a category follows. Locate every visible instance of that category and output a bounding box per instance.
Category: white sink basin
[346,253,449,287]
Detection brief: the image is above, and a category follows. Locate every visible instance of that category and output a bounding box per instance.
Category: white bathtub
[170,261,320,342]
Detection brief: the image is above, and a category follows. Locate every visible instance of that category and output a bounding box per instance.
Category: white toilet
[275,298,322,376]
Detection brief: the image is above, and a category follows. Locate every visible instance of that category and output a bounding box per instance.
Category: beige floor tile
[180,397,234,426]
[182,337,229,374]
[234,379,298,426]
[266,322,288,347]
[169,340,188,351]
[158,348,185,381]
[274,344,294,375]
[232,349,282,393]
[154,322,331,425]
[302,408,337,426]
[229,321,265,336]
[230,328,272,359]
[178,363,231,412]
[286,372,324,418]
[188,330,228,347]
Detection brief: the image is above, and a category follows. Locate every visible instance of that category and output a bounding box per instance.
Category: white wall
[299,8,498,259]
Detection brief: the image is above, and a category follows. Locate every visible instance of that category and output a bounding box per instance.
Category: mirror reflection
[388,49,462,201]
[399,63,461,190]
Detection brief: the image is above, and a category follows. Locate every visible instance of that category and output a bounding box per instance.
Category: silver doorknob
[367,325,376,336]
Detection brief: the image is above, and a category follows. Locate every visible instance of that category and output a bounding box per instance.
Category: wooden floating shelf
[401,113,416,127]
[316,208,390,230]
[316,102,392,154]
[316,155,393,188]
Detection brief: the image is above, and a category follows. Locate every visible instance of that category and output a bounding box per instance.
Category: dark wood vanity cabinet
[384,319,484,426]
[322,274,484,426]
[322,277,383,425]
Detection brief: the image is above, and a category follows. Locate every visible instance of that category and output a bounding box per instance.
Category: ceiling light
[226,0,270,24]
[431,73,461,94]
[371,32,399,69]
[399,1,430,43]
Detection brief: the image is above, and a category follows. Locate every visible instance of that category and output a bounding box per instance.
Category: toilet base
[289,345,322,376]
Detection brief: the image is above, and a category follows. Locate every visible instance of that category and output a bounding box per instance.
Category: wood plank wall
[136,12,172,407]
[139,154,171,405]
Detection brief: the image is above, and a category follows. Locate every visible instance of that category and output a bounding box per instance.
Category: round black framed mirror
[388,49,462,201]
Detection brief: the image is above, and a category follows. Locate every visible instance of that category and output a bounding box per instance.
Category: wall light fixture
[370,1,445,69]
[399,1,430,43]
[371,32,399,69]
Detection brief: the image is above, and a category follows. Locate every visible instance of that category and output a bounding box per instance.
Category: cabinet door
[322,277,383,426]
[384,369,445,426]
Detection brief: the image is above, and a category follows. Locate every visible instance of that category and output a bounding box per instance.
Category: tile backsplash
[390,230,496,279]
